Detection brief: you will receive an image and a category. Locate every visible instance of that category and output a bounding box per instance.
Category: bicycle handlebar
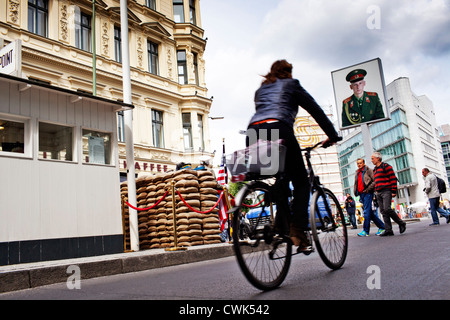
[301,136,343,152]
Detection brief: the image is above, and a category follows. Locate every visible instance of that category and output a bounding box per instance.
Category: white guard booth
[0,73,133,266]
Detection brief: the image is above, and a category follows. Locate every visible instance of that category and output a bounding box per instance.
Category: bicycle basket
[226,139,287,182]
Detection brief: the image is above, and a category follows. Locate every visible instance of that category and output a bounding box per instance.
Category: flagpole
[222,138,228,184]
[120,0,139,252]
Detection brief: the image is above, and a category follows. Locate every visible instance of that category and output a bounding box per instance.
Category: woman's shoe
[290,223,313,254]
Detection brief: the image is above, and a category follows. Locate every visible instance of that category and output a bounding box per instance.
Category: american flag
[217,138,228,185]
[217,165,226,185]
[218,192,228,232]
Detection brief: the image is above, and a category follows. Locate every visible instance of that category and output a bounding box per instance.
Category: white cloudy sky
[199,0,450,164]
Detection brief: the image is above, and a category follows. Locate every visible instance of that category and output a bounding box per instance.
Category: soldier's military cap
[346,69,367,83]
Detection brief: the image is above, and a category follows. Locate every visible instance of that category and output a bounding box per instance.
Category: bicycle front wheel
[231,181,292,291]
[310,188,348,270]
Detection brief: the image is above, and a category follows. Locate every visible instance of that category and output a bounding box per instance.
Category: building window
[39,122,73,161]
[177,50,188,85]
[152,110,164,148]
[198,114,204,151]
[0,119,25,154]
[117,111,125,142]
[148,40,159,75]
[28,0,48,37]
[75,9,91,52]
[173,0,185,23]
[82,129,112,165]
[182,113,193,150]
[146,0,156,10]
[189,0,196,24]
[114,26,122,63]
[193,52,199,86]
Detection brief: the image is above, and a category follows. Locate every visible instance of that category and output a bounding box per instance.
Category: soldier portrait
[342,69,385,127]
[332,58,390,130]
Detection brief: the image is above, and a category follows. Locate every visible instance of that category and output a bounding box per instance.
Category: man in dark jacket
[354,158,385,236]
[345,193,357,229]
[247,60,340,252]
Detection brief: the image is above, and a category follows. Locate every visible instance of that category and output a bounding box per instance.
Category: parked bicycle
[227,139,347,291]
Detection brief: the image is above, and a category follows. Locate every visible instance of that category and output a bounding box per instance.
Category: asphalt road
[1,219,448,301]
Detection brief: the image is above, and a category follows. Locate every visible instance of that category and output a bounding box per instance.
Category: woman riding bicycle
[246,59,340,252]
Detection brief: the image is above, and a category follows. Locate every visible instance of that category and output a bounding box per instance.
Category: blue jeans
[429,197,449,224]
[360,192,385,233]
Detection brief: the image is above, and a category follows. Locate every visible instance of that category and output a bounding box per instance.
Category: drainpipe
[92,0,96,95]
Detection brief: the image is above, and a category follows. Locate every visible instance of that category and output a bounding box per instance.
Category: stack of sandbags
[173,169,201,247]
[120,181,130,250]
[198,170,223,244]
[145,172,172,249]
[145,181,159,249]
[121,168,226,251]
[136,175,151,250]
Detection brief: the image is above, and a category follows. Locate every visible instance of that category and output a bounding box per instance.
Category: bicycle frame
[302,142,339,231]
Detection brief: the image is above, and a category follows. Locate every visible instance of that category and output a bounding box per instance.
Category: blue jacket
[249,78,339,139]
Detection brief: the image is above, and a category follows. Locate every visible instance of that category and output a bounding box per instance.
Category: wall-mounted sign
[0,39,22,77]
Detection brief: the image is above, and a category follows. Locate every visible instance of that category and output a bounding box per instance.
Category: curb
[0,243,234,293]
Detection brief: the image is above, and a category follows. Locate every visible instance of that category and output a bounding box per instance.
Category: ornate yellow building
[0,0,213,179]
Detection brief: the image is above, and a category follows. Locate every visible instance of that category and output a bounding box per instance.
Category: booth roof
[0,72,134,112]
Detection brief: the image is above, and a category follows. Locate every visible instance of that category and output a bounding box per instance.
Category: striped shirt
[373,162,398,194]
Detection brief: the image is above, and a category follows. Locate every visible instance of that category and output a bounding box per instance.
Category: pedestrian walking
[422,168,450,225]
[353,158,385,236]
[371,152,406,236]
[344,193,357,229]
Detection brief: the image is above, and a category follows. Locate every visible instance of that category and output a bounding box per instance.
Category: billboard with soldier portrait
[331,58,390,130]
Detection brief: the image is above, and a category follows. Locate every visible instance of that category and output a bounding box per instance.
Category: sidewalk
[0,242,234,293]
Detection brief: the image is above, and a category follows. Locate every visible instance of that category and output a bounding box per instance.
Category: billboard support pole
[361,124,373,165]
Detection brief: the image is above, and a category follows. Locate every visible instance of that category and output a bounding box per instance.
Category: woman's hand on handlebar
[321,136,343,149]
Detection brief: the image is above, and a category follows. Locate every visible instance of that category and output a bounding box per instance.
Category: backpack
[436,176,447,194]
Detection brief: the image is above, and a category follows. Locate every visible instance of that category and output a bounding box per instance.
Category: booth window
[82,129,112,165]
[39,122,73,161]
[0,119,25,154]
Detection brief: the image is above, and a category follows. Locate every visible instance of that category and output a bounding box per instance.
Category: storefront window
[0,119,25,154]
[82,129,112,165]
[39,122,73,161]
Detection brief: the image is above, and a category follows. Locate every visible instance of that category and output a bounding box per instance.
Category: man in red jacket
[371,152,406,236]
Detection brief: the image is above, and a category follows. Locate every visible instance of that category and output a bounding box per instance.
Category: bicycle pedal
[297,246,314,255]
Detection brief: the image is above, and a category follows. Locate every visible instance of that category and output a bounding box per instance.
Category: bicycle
[228,139,348,291]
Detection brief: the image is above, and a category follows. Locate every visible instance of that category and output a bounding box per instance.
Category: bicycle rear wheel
[309,188,348,270]
[231,181,292,291]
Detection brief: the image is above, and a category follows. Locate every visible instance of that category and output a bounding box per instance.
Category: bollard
[165,180,187,251]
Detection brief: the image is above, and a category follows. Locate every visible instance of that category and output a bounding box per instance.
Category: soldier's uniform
[341,69,385,127]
